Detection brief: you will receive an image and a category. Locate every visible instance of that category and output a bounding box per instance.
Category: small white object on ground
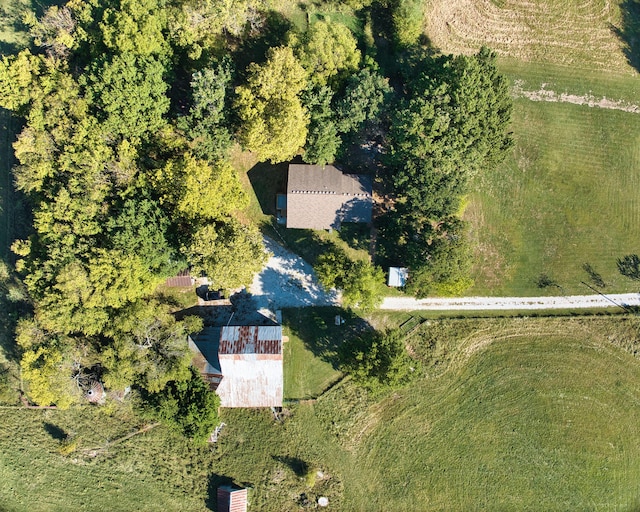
[318,497,329,507]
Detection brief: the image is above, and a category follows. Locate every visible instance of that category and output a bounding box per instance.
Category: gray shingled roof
[286,164,373,230]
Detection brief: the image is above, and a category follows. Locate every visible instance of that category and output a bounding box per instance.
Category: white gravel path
[250,236,338,311]
[380,293,640,311]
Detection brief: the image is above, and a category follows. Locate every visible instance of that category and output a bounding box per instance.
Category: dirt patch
[512,81,640,112]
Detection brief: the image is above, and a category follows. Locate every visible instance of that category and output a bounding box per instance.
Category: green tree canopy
[315,247,384,312]
[235,46,309,163]
[184,219,267,292]
[339,329,419,393]
[297,20,361,87]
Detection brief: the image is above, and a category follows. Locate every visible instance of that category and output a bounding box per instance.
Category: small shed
[217,485,248,512]
[164,268,193,287]
[388,267,409,287]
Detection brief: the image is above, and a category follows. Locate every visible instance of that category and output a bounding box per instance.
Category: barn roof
[190,324,283,408]
[286,164,373,230]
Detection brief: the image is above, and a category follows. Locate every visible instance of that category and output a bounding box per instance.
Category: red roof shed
[217,486,248,512]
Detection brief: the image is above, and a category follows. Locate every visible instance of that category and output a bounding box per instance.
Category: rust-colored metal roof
[219,325,282,354]
[217,486,247,512]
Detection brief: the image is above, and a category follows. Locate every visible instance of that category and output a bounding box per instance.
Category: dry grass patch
[425,0,634,74]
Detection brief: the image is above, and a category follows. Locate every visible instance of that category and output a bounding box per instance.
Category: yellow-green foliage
[20,346,76,409]
[298,20,360,86]
[157,154,248,220]
[235,46,309,163]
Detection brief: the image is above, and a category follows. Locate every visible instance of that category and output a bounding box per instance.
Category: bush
[143,367,220,443]
[339,329,419,393]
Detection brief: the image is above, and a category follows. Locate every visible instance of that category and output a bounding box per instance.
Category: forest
[0,0,512,429]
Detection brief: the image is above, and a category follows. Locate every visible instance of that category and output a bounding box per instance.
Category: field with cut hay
[425,0,635,74]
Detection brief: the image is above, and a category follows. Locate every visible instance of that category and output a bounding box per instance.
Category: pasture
[2,314,640,510]
[424,0,638,75]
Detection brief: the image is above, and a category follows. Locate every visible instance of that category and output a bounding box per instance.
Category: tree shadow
[43,422,67,441]
[283,306,372,370]
[611,0,640,72]
[337,222,370,252]
[272,455,308,477]
[247,161,289,217]
[205,473,241,512]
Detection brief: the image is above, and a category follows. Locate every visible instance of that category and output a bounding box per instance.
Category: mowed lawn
[351,321,640,510]
[466,98,640,295]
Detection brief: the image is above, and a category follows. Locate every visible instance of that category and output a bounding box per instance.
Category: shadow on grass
[284,306,371,370]
[612,0,640,72]
[272,455,308,477]
[43,422,67,441]
[338,222,370,252]
[205,473,242,512]
[246,160,288,217]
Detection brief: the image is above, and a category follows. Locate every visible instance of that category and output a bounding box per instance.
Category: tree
[391,0,424,48]
[315,247,384,312]
[183,60,233,161]
[154,154,248,221]
[103,302,199,393]
[16,319,79,408]
[144,367,220,442]
[24,5,77,58]
[297,20,361,87]
[387,48,512,219]
[335,68,392,135]
[302,85,340,165]
[339,329,418,392]
[617,254,640,280]
[84,53,170,142]
[184,219,268,292]
[235,46,309,163]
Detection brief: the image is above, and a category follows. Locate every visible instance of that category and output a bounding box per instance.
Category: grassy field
[350,317,640,510]
[2,314,640,510]
[283,309,342,400]
[465,99,640,296]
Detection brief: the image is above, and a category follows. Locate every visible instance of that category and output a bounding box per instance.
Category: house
[189,322,283,408]
[279,164,373,230]
[388,267,409,287]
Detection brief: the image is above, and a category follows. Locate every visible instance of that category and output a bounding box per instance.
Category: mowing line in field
[512,82,640,113]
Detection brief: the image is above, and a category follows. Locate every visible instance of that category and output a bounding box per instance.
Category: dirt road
[380,293,640,311]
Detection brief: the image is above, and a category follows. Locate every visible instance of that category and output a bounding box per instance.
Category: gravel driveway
[249,236,338,311]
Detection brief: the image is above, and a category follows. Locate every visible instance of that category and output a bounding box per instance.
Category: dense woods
[0,0,511,417]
